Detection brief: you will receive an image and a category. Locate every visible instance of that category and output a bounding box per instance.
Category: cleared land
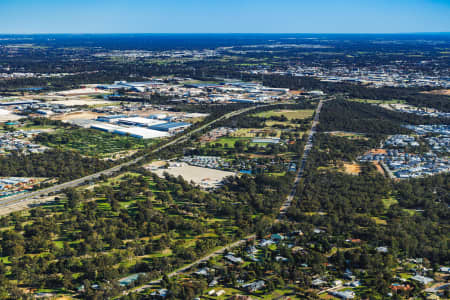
[421,89,450,96]
[230,128,281,138]
[49,99,115,106]
[50,111,102,121]
[254,109,314,120]
[0,109,23,122]
[380,103,439,113]
[154,163,235,188]
[347,98,405,104]
[327,131,368,140]
[342,162,361,175]
[372,161,385,176]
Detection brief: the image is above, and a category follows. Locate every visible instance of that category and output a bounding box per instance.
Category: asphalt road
[277,98,325,219]
[0,104,274,211]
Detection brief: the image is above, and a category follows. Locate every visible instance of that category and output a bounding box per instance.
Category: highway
[277,98,325,219]
[0,104,274,211]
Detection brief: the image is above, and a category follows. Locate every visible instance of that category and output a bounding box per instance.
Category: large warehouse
[90,122,169,139]
[149,122,191,133]
[116,117,166,127]
[113,127,169,139]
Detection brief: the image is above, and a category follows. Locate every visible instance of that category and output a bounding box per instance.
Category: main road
[278,98,325,219]
[0,104,277,211]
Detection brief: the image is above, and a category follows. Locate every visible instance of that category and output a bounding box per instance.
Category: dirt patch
[422,89,450,96]
[342,162,361,175]
[367,148,387,155]
[144,160,169,169]
[50,111,102,121]
[327,131,367,140]
[372,161,385,175]
[50,99,114,106]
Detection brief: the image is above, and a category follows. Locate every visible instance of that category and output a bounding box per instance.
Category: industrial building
[90,122,169,139]
[148,122,191,133]
[90,122,124,133]
[96,115,127,122]
[113,127,169,139]
[116,117,166,127]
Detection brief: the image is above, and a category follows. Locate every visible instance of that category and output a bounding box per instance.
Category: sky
[0,0,449,34]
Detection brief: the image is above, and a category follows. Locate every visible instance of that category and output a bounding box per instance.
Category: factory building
[113,127,169,139]
[90,123,123,133]
[90,122,169,139]
[148,122,191,133]
[116,117,166,127]
[96,115,127,122]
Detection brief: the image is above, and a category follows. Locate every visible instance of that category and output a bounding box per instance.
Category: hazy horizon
[1,0,449,34]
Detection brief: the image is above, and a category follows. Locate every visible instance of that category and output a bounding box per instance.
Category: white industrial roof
[114,127,169,139]
[90,122,123,132]
[117,117,167,126]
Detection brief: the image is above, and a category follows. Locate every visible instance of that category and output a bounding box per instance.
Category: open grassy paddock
[254,109,315,120]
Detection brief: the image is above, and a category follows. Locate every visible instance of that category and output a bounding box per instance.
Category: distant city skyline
[1,0,449,34]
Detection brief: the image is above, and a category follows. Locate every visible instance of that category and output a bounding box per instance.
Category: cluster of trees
[395,174,449,209]
[318,99,444,135]
[311,133,379,163]
[0,164,294,296]
[34,128,150,156]
[286,133,449,265]
[0,149,113,181]
[259,74,450,112]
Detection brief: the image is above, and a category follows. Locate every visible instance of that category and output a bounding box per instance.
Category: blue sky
[1,0,449,34]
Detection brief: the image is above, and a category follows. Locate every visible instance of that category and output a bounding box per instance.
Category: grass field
[209,137,251,148]
[230,128,282,138]
[372,216,388,225]
[382,196,398,209]
[254,109,314,120]
[327,131,368,140]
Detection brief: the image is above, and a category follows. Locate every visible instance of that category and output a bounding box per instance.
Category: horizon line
[1,32,450,35]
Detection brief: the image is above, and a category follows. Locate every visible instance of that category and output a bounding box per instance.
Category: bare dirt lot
[342,162,361,175]
[372,161,386,176]
[422,89,450,96]
[153,163,235,188]
[0,114,23,122]
[367,149,387,155]
[50,99,115,106]
[50,111,102,121]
